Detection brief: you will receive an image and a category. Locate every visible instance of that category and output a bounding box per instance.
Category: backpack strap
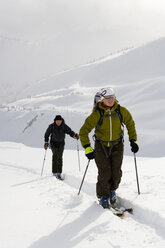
[94,136,123,158]
[93,104,124,158]
[95,104,123,133]
[115,104,124,127]
[95,107,104,133]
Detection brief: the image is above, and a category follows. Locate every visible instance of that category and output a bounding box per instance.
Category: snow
[0,142,165,248]
[1,3,165,246]
[0,38,165,157]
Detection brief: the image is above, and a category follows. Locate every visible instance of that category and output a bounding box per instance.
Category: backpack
[94,92,102,106]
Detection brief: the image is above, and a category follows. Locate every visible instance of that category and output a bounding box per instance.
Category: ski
[96,201,133,218]
[56,177,64,181]
[109,206,125,218]
[110,205,133,217]
[53,173,65,181]
[96,201,123,217]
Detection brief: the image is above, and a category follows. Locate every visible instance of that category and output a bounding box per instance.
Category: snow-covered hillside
[1,2,165,247]
[1,0,165,104]
[0,142,165,248]
[0,38,165,157]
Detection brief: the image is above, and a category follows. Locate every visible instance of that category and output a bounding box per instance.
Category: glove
[74,133,79,140]
[44,142,49,150]
[85,145,95,160]
[130,139,139,153]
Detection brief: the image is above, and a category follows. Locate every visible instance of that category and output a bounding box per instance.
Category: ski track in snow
[0,142,165,248]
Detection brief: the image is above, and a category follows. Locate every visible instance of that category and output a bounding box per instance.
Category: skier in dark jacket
[44,115,79,179]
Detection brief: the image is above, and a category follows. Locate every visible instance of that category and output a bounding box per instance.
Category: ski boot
[110,190,117,205]
[100,196,110,209]
[54,173,62,180]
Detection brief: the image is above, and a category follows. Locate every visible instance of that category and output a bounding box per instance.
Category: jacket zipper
[108,109,112,146]
[110,110,112,141]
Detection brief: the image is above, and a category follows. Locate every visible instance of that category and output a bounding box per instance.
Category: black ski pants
[51,145,64,174]
[95,141,124,198]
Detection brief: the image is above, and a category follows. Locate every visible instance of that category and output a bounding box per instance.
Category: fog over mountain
[0,38,165,157]
[1,0,165,103]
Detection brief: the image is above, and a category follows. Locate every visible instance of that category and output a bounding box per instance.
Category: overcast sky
[0,0,165,42]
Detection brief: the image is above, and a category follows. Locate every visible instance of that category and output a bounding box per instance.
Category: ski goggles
[103,95,115,99]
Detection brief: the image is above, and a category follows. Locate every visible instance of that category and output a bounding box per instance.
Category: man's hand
[74,133,79,140]
[44,142,49,150]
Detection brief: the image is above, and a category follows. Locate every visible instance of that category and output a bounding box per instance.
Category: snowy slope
[19,37,165,95]
[0,142,165,248]
[1,0,165,104]
[0,38,165,157]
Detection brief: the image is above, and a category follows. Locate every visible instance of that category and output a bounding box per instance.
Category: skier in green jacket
[79,87,139,208]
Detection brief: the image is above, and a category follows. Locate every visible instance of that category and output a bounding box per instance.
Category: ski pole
[76,140,81,171]
[41,149,47,177]
[134,153,140,195]
[78,159,90,195]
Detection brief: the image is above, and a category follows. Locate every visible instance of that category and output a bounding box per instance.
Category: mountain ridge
[0,38,165,157]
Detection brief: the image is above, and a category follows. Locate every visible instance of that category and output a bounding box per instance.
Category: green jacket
[79,101,137,148]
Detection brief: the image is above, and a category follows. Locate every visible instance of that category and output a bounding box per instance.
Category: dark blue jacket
[44,119,75,147]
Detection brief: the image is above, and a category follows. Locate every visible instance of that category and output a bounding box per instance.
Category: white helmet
[99,87,115,100]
